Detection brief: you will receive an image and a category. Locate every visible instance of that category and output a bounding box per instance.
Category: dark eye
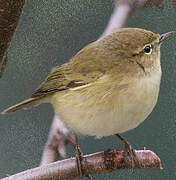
[144,45,152,54]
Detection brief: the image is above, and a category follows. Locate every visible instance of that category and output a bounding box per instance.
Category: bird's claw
[115,134,141,169]
[123,142,141,169]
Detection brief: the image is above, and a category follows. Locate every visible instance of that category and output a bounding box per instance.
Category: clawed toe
[115,134,141,169]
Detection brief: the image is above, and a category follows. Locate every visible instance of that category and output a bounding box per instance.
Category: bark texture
[0,0,25,77]
[2,150,162,180]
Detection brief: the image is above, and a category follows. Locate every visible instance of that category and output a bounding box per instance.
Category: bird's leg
[115,134,141,168]
[75,136,83,178]
[73,136,92,179]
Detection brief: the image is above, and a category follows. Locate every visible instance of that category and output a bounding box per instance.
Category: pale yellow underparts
[52,61,161,136]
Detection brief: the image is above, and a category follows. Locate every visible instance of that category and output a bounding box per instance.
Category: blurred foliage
[0,0,176,179]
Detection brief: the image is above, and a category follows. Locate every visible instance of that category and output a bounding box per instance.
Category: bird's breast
[52,70,161,136]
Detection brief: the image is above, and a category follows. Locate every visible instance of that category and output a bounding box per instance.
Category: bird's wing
[31,40,115,97]
[31,39,133,98]
[31,62,104,97]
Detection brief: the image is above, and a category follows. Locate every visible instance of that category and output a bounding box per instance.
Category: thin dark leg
[115,134,133,152]
[75,136,83,177]
[115,134,141,168]
[73,136,92,179]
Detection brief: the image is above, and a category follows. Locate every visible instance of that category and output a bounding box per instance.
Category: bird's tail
[1,97,43,114]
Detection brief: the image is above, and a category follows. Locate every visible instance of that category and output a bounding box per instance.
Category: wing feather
[31,38,126,98]
[32,63,104,97]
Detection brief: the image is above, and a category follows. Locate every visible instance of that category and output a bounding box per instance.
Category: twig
[102,0,174,37]
[102,0,148,36]
[2,149,162,180]
[40,115,75,166]
[0,0,25,78]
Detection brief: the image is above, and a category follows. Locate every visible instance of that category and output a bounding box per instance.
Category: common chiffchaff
[2,28,175,137]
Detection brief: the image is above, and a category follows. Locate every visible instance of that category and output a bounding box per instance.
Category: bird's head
[102,28,175,73]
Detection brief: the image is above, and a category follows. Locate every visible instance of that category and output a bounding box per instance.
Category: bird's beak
[159,31,176,44]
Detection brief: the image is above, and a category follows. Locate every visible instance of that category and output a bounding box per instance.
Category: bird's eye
[144,45,152,54]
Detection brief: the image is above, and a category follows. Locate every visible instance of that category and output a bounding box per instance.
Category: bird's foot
[115,134,141,169]
[123,141,141,169]
[74,140,92,179]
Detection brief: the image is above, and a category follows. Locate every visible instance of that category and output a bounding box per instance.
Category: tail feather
[1,97,42,114]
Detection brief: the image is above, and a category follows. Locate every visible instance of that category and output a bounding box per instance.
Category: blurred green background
[0,0,176,179]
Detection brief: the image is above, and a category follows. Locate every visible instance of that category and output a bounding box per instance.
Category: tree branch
[0,0,25,78]
[102,0,148,36]
[2,149,162,180]
[40,115,75,166]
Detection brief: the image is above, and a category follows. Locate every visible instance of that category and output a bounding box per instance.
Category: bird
[1,28,175,176]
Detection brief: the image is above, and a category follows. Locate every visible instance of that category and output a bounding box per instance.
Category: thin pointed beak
[159,31,176,44]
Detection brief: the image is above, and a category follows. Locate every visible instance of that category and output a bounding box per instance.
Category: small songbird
[1,28,175,173]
